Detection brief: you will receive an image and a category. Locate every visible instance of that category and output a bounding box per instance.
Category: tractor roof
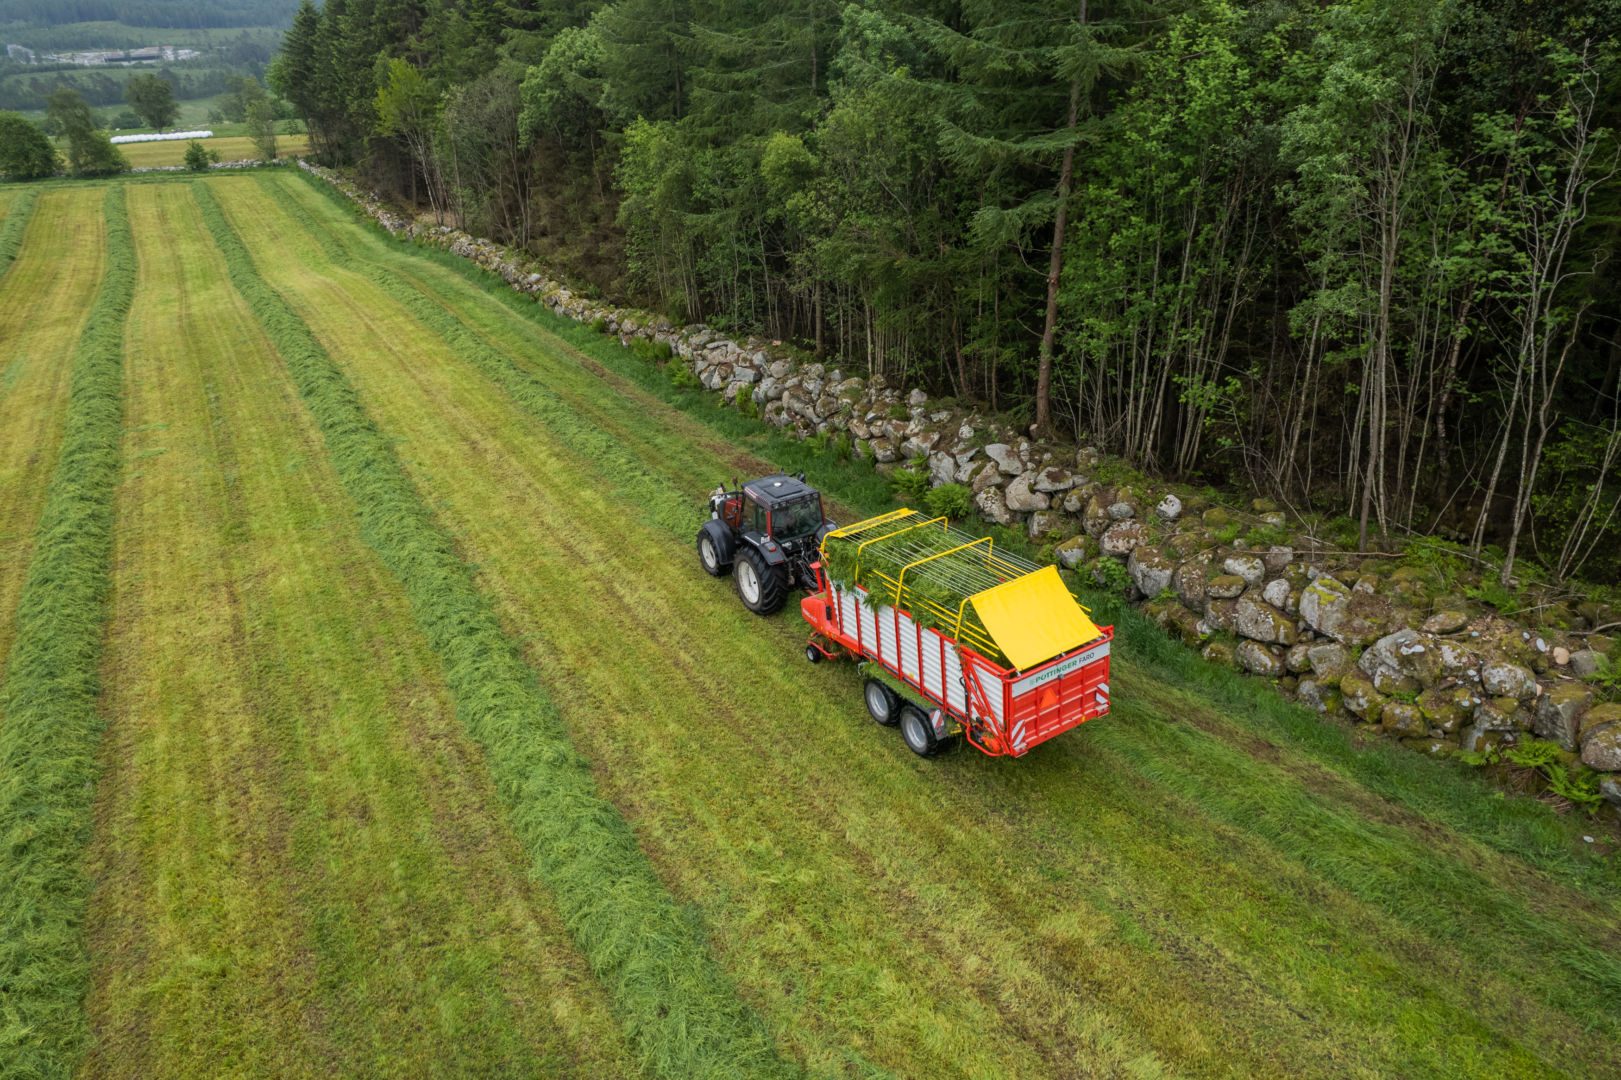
[744,474,818,507]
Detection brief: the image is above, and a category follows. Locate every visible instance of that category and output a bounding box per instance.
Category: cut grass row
[193,179,791,1080]
[0,189,110,695]
[0,186,130,1078]
[260,169,1621,1077]
[79,182,636,1078]
[0,188,40,279]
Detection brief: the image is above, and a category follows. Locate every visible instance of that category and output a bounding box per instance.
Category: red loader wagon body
[801,509,1113,758]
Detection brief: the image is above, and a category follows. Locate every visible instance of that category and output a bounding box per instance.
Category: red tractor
[696,473,835,615]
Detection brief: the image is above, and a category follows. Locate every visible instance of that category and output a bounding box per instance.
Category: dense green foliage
[273,0,1621,583]
[44,88,125,175]
[0,0,295,29]
[181,138,215,170]
[0,111,54,178]
[123,71,176,128]
[0,185,131,1079]
[194,179,793,1080]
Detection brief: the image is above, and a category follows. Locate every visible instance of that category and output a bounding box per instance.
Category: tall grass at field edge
[191,181,796,1080]
[285,169,1621,897]
[0,189,41,280]
[0,186,133,1079]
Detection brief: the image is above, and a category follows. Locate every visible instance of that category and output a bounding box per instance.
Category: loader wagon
[801,509,1113,758]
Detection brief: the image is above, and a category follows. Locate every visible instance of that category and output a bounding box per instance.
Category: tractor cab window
[747,495,769,536]
[771,495,823,540]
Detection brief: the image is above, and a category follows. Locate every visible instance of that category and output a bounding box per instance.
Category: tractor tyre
[863,678,900,727]
[899,703,943,757]
[697,521,734,577]
[735,546,788,615]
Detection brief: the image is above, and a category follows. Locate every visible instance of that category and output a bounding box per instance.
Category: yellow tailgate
[969,565,1101,671]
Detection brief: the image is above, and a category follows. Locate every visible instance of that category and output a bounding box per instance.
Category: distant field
[0,171,1618,1078]
[115,133,308,167]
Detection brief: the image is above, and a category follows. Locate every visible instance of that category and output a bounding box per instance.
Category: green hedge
[0,185,133,1078]
[191,181,793,1080]
[0,188,41,280]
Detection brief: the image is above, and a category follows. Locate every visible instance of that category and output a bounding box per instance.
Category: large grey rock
[1300,576,1351,637]
[1099,520,1146,558]
[1107,501,1137,521]
[1381,702,1428,738]
[1032,467,1078,492]
[1423,610,1470,635]
[1155,493,1183,521]
[1472,698,1523,733]
[1299,575,1391,646]
[1173,559,1210,608]
[985,443,1023,475]
[1306,642,1351,682]
[1004,472,1051,513]
[1234,595,1296,645]
[1581,721,1621,772]
[1297,678,1341,715]
[1358,629,1442,692]
[928,451,957,486]
[1261,578,1290,609]
[1223,555,1266,587]
[1236,640,1283,677]
[1533,684,1593,752]
[975,486,1016,526]
[1028,511,1067,539]
[1262,546,1295,574]
[1207,575,1246,600]
[1481,661,1537,701]
[1055,535,1089,569]
[1128,547,1174,598]
[1569,649,1605,679]
[1285,642,1314,673]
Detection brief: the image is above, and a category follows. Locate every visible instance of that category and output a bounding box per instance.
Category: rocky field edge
[299,160,1621,817]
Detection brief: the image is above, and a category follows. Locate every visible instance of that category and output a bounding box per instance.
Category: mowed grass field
[0,171,1618,1079]
[112,135,311,169]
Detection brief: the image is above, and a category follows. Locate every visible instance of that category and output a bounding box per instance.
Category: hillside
[0,170,1618,1078]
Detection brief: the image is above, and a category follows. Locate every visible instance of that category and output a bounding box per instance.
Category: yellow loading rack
[818,510,1102,670]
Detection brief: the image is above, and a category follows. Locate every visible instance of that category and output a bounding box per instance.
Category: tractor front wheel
[697,522,734,577]
[735,546,788,615]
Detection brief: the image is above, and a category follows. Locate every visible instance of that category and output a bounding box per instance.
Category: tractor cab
[697,473,834,615]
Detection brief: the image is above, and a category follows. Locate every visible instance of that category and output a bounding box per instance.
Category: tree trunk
[1034,2,1087,438]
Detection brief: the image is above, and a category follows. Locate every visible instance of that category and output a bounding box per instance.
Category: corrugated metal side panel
[876,602,896,665]
[897,611,920,681]
[968,661,1005,724]
[859,593,878,653]
[839,587,860,644]
[920,630,944,702]
[944,645,966,712]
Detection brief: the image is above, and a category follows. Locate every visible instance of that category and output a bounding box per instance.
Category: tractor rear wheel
[735,546,788,615]
[863,678,899,726]
[899,703,943,757]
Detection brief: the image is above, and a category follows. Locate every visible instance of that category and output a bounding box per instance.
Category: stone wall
[299,160,1621,813]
